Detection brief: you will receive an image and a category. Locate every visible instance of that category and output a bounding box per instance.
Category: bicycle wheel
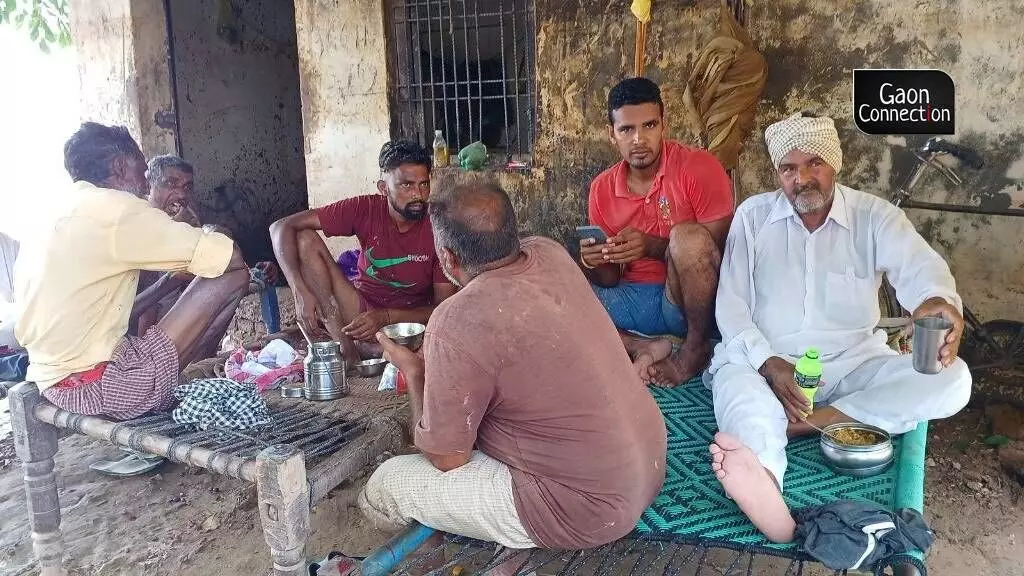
[961,319,1024,371]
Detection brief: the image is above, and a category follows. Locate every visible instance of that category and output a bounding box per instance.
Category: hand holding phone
[577,225,608,269]
[575,225,608,245]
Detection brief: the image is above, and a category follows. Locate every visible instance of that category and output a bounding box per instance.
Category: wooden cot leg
[257,445,311,576]
[10,382,67,576]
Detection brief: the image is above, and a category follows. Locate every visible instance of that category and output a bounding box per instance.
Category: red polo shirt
[587,140,734,284]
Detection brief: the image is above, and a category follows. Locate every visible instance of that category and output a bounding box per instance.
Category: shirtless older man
[706,112,971,542]
[132,155,277,344]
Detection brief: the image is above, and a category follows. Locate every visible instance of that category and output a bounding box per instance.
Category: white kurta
[707,184,972,487]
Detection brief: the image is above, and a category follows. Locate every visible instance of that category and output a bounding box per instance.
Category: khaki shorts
[358,451,536,549]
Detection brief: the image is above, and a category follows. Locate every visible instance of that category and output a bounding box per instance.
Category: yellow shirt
[14,181,234,390]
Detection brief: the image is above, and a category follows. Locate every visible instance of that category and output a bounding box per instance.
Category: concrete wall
[294,0,391,254]
[169,0,307,263]
[70,0,176,158]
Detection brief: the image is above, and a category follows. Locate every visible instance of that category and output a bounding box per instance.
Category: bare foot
[629,337,673,385]
[709,432,796,543]
[650,340,711,387]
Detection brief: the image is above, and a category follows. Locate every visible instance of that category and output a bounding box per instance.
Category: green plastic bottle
[794,348,822,414]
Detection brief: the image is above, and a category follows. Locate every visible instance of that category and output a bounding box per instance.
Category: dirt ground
[1,293,1022,575]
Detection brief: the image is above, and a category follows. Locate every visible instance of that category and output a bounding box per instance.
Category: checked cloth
[172,377,272,431]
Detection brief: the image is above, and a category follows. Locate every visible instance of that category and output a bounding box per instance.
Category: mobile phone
[575,225,608,244]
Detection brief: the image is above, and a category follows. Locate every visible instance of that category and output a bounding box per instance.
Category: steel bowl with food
[355,358,387,377]
[381,322,426,351]
[819,423,894,477]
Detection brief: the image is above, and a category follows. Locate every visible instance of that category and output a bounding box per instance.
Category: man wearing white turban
[704,112,972,542]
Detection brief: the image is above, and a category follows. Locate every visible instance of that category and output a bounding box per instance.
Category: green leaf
[1,0,70,51]
[37,37,49,53]
[984,435,1011,447]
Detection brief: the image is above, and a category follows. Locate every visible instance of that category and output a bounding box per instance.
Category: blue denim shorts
[591,282,687,337]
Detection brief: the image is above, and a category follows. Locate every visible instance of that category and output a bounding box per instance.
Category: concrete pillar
[69,0,176,158]
[293,0,392,254]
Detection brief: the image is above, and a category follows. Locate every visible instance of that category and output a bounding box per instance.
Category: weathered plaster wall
[740,0,1024,323]
[70,0,175,158]
[169,0,307,263]
[504,0,1024,323]
[293,0,391,254]
[453,1,720,255]
[297,0,1022,320]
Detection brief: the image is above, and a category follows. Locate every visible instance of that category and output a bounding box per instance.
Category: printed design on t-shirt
[363,247,421,289]
[658,194,673,223]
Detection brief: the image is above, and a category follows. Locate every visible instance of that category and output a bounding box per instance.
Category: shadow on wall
[195,178,306,264]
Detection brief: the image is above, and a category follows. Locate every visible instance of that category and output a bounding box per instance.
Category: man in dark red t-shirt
[581,78,735,387]
[270,140,456,364]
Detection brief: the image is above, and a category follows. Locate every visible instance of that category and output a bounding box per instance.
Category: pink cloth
[225,347,304,392]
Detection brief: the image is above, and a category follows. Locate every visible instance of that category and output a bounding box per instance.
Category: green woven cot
[380,379,929,576]
[632,380,927,570]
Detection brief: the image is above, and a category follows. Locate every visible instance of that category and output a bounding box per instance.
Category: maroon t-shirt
[415,237,668,550]
[316,195,448,309]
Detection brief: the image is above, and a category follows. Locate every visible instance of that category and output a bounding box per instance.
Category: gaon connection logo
[852,69,955,135]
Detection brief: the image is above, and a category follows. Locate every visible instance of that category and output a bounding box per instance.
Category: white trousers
[358,451,536,549]
[708,344,971,489]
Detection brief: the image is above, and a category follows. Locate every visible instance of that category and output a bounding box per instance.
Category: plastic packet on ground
[378,362,398,391]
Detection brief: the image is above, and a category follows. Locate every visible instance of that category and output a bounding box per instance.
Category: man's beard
[627,148,659,170]
[790,182,834,214]
[441,260,462,288]
[393,199,427,221]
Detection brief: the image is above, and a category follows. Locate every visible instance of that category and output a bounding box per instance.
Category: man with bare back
[580,78,734,387]
[15,122,249,420]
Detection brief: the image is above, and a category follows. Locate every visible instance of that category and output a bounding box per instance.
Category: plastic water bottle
[432,129,449,168]
[794,348,822,415]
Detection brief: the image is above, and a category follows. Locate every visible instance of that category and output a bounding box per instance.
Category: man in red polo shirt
[581,78,734,386]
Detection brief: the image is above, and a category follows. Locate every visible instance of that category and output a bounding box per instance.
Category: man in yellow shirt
[14,122,250,420]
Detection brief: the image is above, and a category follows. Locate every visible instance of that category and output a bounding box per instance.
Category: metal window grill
[387,0,536,161]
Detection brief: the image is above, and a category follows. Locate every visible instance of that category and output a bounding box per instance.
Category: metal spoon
[802,417,842,442]
[297,323,315,350]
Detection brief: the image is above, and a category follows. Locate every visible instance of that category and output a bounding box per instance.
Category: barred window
[386,0,536,163]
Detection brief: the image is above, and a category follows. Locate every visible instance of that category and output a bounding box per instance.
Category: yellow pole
[631,0,652,77]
